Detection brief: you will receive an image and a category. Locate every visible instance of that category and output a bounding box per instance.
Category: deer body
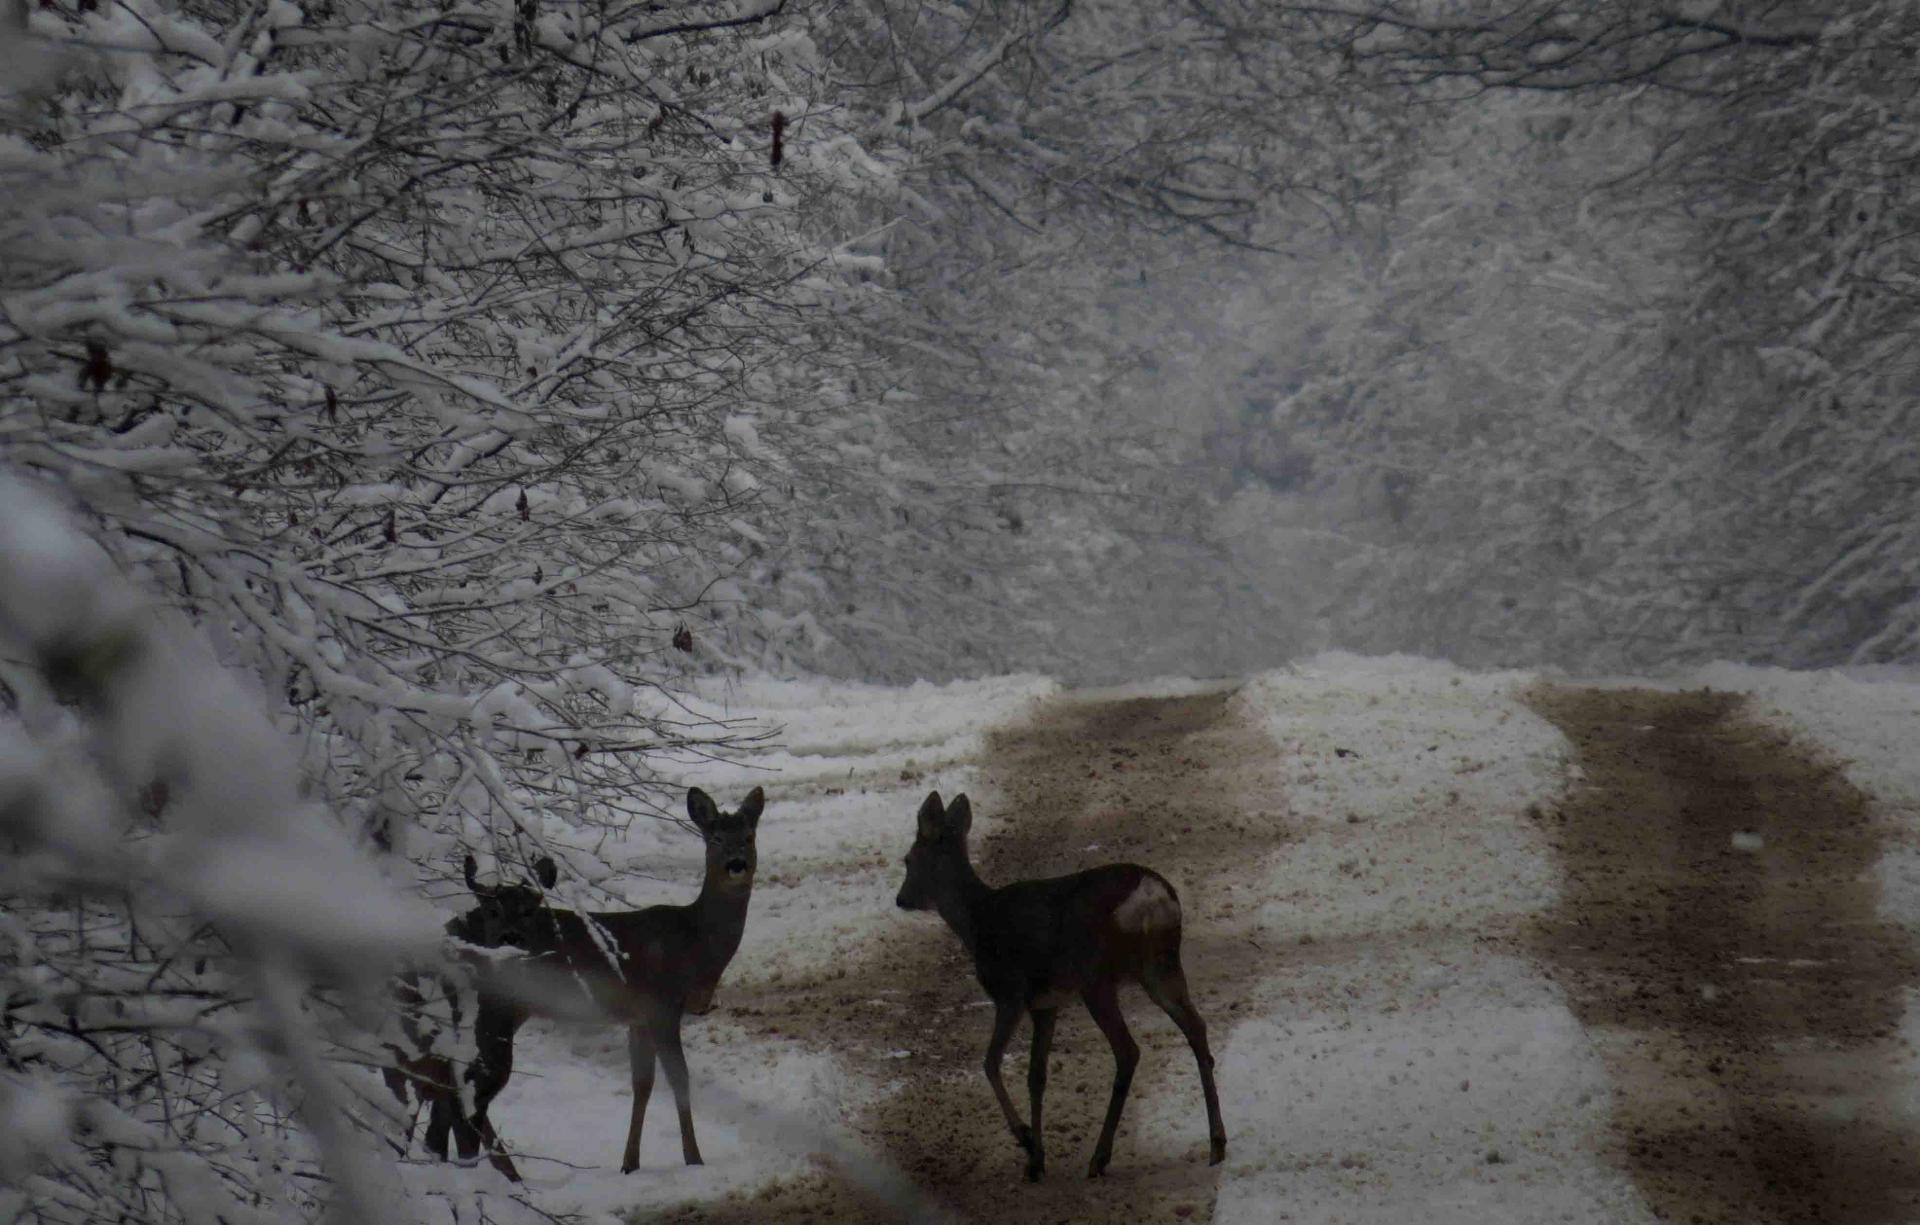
[481,893,748,1020]
[897,791,1226,1181]
[382,968,511,1176]
[451,786,762,1176]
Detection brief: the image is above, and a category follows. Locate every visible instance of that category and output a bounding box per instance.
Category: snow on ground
[1211,957,1652,1225]
[1690,664,1920,1138]
[1236,654,1566,940]
[1692,663,1920,931]
[1208,654,1656,1225]
[455,673,1055,1221]
[414,655,1920,1224]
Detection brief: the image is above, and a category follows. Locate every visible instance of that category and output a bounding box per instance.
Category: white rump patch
[1112,877,1180,933]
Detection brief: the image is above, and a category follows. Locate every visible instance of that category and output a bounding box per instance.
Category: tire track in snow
[1532,687,1920,1225]
[671,687,1287,1223]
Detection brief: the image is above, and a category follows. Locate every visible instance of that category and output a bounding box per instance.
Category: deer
[894,790,1226,1182]
[379,968,516,1178]
[446,785,763,1177]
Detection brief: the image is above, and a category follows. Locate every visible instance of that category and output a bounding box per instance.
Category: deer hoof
[1210,1136,1227,1165]
[1088,1151,1110,1180]
[1012,1124,1036,1154]
[1025,1159,1045,1183]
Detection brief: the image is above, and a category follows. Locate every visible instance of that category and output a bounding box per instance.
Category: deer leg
[419,1058,453,1160]
[381,1063,413,1113]
[652,1010,704,1166]
[449,1108,482,1165]
[423,1057,485,1167]
[467,1004,524,1182]
[421,1090,449,1160]
[428,973,482,1164]
[1025,1007,1057,1182]
[982,997,1036,1164]
[1083,980,1139,1179]
[1143,957,1227,1164]
[384,972,434,1156]
[621,1024,659,1174]
[379,1060,418,1157]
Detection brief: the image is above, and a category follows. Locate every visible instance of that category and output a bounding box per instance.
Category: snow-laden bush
[0,1,869,1218]
[0,482,442,1224]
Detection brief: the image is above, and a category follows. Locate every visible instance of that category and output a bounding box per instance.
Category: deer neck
[687,871,752,968]
[931,857,993,957]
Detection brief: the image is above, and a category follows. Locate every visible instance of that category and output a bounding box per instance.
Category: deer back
[898,791,1182,1007]
[451,785,763,1020]
[978,864,1178,1004]
[540,903,743,1015]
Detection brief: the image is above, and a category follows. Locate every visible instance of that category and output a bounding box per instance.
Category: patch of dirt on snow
[666,688,1288,1224]
[1531,686,1920,1225]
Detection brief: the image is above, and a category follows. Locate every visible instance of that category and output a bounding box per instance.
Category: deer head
[688,785,762,896]
[895,790,973,911]
[451,853,558,949]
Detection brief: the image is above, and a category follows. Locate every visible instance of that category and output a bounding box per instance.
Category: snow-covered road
[1532,685,1920,1225]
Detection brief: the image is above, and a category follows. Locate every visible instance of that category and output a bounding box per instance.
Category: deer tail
[1112,873,1182,936]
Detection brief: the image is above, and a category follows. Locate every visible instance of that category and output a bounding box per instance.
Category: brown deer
[449,785,763,1176]
[895,790,1226,1182]
[380,968,518,1179]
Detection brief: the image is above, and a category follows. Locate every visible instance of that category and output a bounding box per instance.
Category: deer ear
[736,786,765,828]
[916,790,945,839]
[687,786,720,831]
[463,854,482,894]
[532,856,558,889]
[946,793,973,839]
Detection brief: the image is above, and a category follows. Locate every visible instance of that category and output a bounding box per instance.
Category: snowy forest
[6,1,1920,1223]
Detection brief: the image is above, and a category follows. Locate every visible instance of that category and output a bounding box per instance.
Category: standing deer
[380,967,520,1178]
[895,790,1226,1182]
[449,785,763,1176]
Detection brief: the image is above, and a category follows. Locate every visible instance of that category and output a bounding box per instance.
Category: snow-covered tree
[2,0,857,869]
[1192,0,1920,670]
[716,0,1415,682]
[0,1,881,1218]
[0,482,441,1224]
